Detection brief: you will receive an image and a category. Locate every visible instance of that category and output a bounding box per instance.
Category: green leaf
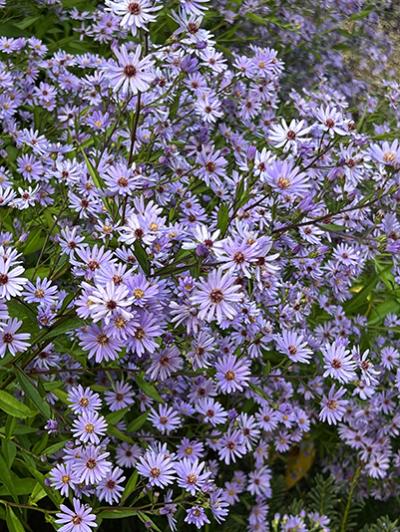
[0,390,36,419]
[348,6,373,20]
[127,412,148,433]
[22,227,45,255]
[42,439,69,456]
[106,407,130,426]
[368,300,400,326]
[14,16,41,30]
[344,277,379,314]
[0,454,18,502]
[318,223,347,232]
[80,148,105,190]
[133,241,151,275]
[16,368,51,419]
[98,509,137,519]
[108,425,134,444]
[6,507,24,532]
[121,471,138,503]
[0,478,36,496]
[136,373,163,403]
[1,440,16,469]
[28,482,47,505]
[217,202,230,235]
[43,316,82,340]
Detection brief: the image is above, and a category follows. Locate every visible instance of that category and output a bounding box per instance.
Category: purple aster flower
[147,346,183,381]
[68,385,102,415]
[215,354,251,394]
[175,458,211,495]
[191,269,242,324]
[322,341,357,383]
[96,467,126,504]
[217,429,246,465]
[50,463,79,496]
[136,448,176,488]
[88,281,133,324]
[369,140,400,166]
[116,442,142,468]
[184,506,210,529]
[196,397,228,427]
[0,318,30,357]
[319,385,348,425]
[104,44,154,95]
[275,329,312,364]
[365,452,390,479]
[0,249,27,300]
[247,466,271,497]
[315,105,348,137]
[125,272,159,307]
[105,0,160,34]
[104,380,134,411]
[177,438,205,461]
[73,445,112,485]
[268,119,311,153]
[23,276,58,305]
[79,324,123,363]
[265,159,309,197]
[148,404,181,434]
[72,411,108,445]
[256,405,279,432]
[126,311,162,356]
[55,498,97,532]
[196,147,227,186]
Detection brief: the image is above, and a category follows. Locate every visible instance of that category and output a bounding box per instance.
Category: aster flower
[196,397,228,426]
[147,346,183,381]
[148,404,181,434]
[175,458,211,495]
[191,269,242,324]
[105,0,161,35]
[215,354,251,394]
[23,276,58,305]
[0,318,30,358]
[369,140,400,166]
[218,429,246,464]
[315,105,348,137]
[319,385,348,425]
[50,463,79,497]
[322,341,357,383]
[136,448,176,488]
[73,445,112,485]
[268,119,311,153]
[72,411,108,445]
[88,281,133,324]
[68,385,102,415]
[184,506,210,529]
[177,438,205,461]
[104,380,134,411]
[0,251,27,300]
[248,466,271,497]
[96,467,126,504]
[265,159,309,197]
[116,442,142,468]
[79,324,123,363]
[55,498,97,532]
[275,329,312,363]
[104,44,154,95]
[126,311,162,356]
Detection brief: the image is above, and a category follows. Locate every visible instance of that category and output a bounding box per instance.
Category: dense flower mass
[0,0,400,530]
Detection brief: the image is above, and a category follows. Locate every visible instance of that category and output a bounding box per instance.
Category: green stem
[340,463,362,532]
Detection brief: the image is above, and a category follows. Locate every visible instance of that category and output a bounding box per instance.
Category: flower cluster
[0,0,399,531]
